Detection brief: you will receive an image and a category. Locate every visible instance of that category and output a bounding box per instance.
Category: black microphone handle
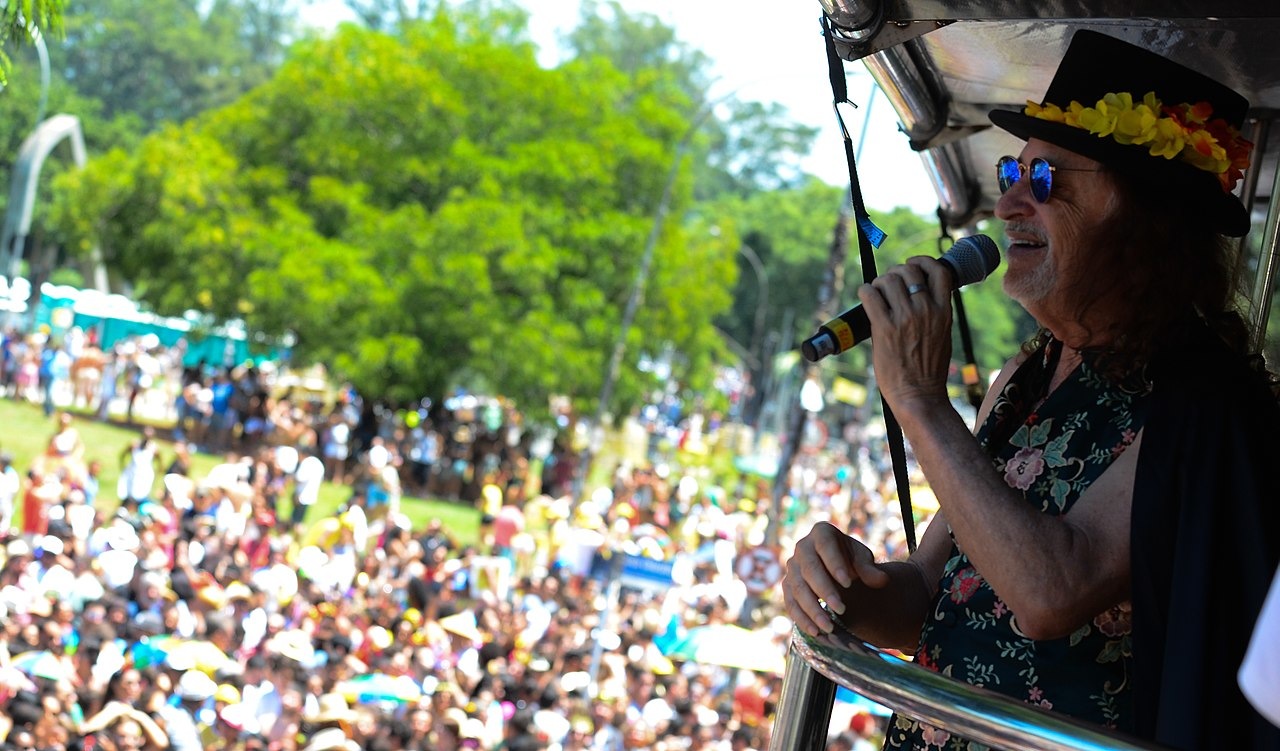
[801,302,872,362]
[799,235,1000,362]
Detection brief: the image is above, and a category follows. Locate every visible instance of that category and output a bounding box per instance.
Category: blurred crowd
[0,330,920,751]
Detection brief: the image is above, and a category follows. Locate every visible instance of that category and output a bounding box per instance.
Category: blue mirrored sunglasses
[996,156,1099,203]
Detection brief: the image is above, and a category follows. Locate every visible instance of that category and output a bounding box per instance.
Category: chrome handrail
[772,629,1169,751]
[1249,145,1280,354]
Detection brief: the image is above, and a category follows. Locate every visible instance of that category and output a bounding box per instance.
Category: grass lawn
[0,398,481,545]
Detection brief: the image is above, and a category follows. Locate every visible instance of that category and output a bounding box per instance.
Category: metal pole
[1249,153,1280,352]
[31,26,49,127]
[586,572,621,699]
[854,78,877,161]
[770,641,837,751]
[569,97,722,515]
[766,207,849,545]
[740,243,769,368]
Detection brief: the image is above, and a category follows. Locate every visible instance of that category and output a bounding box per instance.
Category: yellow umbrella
[647,653,676,676]
[160,639,231,675]
[437,612,484,644]
[265,629,315,664]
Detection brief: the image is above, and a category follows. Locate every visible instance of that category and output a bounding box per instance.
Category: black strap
[938,214,986,409]
[822,16,916,553]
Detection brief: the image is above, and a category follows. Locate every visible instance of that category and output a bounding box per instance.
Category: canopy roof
[829,2,1280,234]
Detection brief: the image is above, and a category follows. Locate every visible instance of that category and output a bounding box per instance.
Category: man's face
[995,138,1117,328]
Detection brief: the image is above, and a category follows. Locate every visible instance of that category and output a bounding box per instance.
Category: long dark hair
[1028,164,1267,383]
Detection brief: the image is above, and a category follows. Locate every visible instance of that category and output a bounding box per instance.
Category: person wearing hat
[302,691,357,730]
[300,726,360,751]
[783,30,1280,750]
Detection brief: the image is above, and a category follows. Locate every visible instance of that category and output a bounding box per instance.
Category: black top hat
[989,30,1252,236]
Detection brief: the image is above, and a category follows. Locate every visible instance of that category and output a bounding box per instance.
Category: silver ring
[906,283,927,295]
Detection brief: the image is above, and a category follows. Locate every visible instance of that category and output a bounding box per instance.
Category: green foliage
[0,53,119,240]
[712,179,849,348]
[39,0,1037,435]
[51,12,740,420]
[562,1,818,198]
[54,0,295,132]
[0,0,64,85]
[47,266,83,286]
[712,186,1029,417]
[565,0,712,101]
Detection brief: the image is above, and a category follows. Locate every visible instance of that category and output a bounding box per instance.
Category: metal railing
[772,629,1168,751]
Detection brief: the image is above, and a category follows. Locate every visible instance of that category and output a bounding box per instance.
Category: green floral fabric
[886,339,1153,750]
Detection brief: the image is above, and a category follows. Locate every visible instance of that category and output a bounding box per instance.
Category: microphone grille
[944,235,1001,287]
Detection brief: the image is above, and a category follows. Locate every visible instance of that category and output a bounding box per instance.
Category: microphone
[800,234,1001,362]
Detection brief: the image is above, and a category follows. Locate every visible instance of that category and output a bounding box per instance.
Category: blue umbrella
[665,624,786,674]
[835,685,893,717]
[336,673,422,706]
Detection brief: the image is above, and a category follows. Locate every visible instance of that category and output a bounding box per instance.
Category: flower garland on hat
[1024,91,1253,192]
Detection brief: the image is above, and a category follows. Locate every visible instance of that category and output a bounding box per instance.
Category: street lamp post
[568,95,725,516]
[738,243,769,368]
[31,25,49,127]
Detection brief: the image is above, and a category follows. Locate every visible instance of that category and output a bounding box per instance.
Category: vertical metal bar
[767,209,849,545]
[1237,120,1267,228]
[1249,158,1280,352]
[770,641,838,751]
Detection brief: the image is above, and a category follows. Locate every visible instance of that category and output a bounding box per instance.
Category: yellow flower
[1077,105,1116,137]
[1025,101,1065,122]
[1101,91,1136,111]
[1113,106,1157,145]
[1022,90,1253,191]
[1148,119,1186,159]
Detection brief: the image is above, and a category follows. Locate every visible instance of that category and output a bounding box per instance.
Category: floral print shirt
[885,338,1153,750]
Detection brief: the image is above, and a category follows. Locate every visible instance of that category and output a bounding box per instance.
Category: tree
[562,0,818,199]
[0,0,64,83]
[342,0,435,32]
[699,99,820,198]
[51,13,740,417]
[342,0,531,45]
[54,0,296,132]
[711,185,1028,425]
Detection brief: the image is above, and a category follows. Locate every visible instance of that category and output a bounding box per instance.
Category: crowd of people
[0,334,910,751]
[17,26,1279,751]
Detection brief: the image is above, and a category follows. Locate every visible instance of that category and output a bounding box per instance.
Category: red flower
[949,567,984,604]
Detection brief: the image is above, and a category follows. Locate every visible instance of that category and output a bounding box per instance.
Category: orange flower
[1025,91,1253,191]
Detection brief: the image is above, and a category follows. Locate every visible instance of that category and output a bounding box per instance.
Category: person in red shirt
[21,467,59,537]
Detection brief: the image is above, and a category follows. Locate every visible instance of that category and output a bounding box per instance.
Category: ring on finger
[819,599,848,633]
[906,282,927,296]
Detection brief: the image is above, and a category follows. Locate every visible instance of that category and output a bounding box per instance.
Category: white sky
[299,0,937,215]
